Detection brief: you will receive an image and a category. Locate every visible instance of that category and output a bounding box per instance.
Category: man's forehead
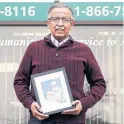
[49,8,72,17]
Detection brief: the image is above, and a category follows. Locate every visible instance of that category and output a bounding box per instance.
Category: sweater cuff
[24,97,35,110]
[80,96,92,111]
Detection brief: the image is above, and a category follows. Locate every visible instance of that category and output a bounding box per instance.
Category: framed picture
[31,67,74,115]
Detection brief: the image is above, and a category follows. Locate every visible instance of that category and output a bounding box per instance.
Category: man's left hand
[62,100,82,115]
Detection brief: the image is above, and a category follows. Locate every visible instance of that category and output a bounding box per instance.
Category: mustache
[55,26,65,30]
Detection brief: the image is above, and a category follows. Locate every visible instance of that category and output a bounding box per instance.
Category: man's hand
[31,102,49,120]
[62,100,82,115]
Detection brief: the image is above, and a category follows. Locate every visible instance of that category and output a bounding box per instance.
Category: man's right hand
[31,102,49,121]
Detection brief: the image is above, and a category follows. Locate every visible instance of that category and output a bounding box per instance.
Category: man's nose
[57,19,64,26]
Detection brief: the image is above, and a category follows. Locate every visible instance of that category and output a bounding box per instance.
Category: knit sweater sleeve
[13,43,35,110]
[80,47,106,111]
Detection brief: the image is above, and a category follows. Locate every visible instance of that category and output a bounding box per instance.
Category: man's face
[47,8,74,40]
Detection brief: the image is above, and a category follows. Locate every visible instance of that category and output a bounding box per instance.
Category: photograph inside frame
[31,67,74,115]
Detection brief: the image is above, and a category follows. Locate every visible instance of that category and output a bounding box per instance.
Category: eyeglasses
[48,17,72,24]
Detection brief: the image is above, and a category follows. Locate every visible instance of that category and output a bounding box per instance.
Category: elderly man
[14,1,106,124]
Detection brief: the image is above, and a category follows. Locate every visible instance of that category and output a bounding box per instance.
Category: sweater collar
[51,34,69,47]
[44,34,74,48]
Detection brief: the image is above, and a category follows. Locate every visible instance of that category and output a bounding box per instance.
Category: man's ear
[71,20,75,26]
[47,21,50,29]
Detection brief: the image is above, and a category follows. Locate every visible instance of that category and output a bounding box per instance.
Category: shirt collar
[44,33,74,48]
[51,34,69,47]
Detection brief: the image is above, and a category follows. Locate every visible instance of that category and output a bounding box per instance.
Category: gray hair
[48,0,74,20]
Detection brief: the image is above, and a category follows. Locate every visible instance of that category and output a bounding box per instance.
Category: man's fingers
[34,102,41,110]
[36,116,43,121]
[36,115,48,121]
[33,109,49,120]
[72,100,82,110]
[34,109,49,117]
[72,100,80,105]
[61,100,82,115]
[62,108,76,113]
[62,107,79,115]
[32,102,43,112]
[62,109,78,115]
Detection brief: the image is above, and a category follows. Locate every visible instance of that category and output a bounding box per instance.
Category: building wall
[0,25,123,124]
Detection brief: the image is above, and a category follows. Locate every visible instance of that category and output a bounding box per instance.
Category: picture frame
[31,67,74,115]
